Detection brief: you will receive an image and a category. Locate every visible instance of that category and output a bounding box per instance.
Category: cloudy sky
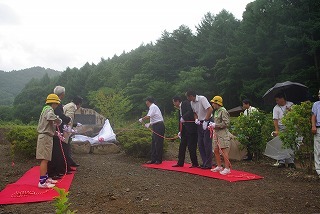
[0,0,254,72]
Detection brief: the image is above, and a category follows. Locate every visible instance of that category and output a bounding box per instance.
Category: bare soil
[1,130,320,214]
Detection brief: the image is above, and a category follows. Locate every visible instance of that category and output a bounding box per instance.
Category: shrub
[116,125,152,158]
[6,125,37,158]
[280,101,314,173]
[116,113,179,158]
[232,111,272,160]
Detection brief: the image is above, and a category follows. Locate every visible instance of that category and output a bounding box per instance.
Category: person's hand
[202,121,208,130]
[55,118,62,126]
[272,131,279,137]
[195,119,201,125]
[312,126,317,134]
[144,123,150,128]
[177,132,181,139]
[208,122,216,129]
[180,117,185,123]
[139,118,143,123]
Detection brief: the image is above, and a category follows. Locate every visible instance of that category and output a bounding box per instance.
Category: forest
[0,0,319,124]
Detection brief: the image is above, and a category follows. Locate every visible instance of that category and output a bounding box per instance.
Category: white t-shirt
[244,106,257,116]
[273,101,293,126]
[147,103,164,124]
[190,95,211,120]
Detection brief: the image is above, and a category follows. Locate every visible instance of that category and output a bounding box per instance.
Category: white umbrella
[264,136,293,160]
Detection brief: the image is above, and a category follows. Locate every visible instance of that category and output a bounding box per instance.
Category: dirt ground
[1,131,320,214]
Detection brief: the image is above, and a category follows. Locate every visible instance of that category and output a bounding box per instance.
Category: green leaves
[232,111,273,160]
[280,101,314,172]
[53,187,77,214]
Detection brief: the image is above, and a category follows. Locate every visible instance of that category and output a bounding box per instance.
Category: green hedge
[6,125,37,158]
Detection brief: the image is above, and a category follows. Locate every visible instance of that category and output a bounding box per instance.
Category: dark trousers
[177,126,198,166]
[197,125,213,168]
[151,122,165,163]
[66,137,76,166]
[48,136,70,176]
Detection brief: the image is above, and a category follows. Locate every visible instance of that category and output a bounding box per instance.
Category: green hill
[0,66,61,105]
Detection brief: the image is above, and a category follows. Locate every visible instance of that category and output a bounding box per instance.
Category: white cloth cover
[72,119,116,145]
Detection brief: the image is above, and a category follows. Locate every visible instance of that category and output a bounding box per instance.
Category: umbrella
[263,81,308,105]
[227,106,244,117]
[264,136,294,160]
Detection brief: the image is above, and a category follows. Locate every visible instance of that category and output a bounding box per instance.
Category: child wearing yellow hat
[36,94,62,188]
[209,96,232,175]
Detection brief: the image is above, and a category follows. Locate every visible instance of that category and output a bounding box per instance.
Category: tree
[88,88,133,127]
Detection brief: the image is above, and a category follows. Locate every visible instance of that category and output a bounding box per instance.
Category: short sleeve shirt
[243,106,257,116]
[190,95,211,120]
[63,102,77,123]
[312,101,320,126]
[273,101,293,126]
[147,103,164,124]
[37,105,59,136]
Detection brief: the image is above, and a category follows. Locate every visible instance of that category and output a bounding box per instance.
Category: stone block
[71,140,91,154]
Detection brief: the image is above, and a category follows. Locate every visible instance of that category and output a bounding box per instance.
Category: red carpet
[0,166,75,205]
[143,160,263,182]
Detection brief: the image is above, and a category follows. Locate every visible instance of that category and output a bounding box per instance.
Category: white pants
[314,128,320,175]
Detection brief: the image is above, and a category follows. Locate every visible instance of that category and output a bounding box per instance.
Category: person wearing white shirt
[139,97,165,164]
[272,92,295,169]
[242,99,258,116]
[311,89,320,177]
[242,99,258,160]
[186,90,213,169]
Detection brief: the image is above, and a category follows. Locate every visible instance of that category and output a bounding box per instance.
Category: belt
[152,121,164,125]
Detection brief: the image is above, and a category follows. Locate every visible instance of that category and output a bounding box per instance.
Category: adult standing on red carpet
[186,90,213,169]
[172,95,199,168]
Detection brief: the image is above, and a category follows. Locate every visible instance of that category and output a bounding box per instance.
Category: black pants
[48,136,70,176]
[177,126,198,166]
[151,122,165,163]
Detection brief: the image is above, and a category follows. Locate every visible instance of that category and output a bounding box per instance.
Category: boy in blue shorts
[36,94,62,188]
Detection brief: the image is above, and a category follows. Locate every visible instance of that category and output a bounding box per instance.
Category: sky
[0,0,255,72]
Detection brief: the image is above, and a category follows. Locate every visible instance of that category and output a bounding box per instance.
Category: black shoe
[146,160,156,164]
[189,165,199,168]
[243,156,252,161]
[154,161,162,165]
[278,163,286,168]
[71,163,80,167]
[288,163,296,169]
[200,166,212,169]
[172,164,183,167]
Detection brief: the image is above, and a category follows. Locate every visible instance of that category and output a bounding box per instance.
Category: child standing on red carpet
[209,96,232,175]
[36,94,62,188]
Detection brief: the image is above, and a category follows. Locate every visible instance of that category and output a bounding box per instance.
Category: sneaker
[220,168,231,175]
[278,163,286,168]
[211,166,223,172]
[47,178,58,184]
[38,182,55,189]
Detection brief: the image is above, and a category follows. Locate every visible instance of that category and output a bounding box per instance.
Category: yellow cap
[46,94,61,104]
[210,96,223,106]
